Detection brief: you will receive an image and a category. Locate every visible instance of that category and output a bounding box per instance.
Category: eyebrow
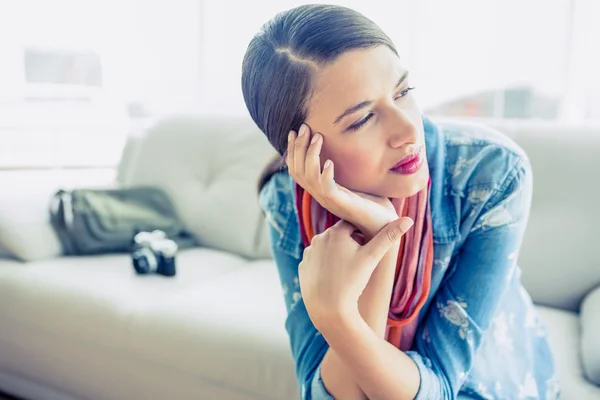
[333,71,409,125]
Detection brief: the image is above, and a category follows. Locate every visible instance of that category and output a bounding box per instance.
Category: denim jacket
[259,117,559,400]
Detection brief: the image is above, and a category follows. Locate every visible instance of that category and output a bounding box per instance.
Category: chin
[381,164,430,199]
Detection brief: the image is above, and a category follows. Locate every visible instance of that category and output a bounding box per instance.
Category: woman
[242,4,558,400]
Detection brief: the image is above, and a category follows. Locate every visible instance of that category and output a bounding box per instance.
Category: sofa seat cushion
[0,248,249,348]
[537,306,600,399]
[126,259,298,400]
[4,249,599,400]
[0,249,299,400]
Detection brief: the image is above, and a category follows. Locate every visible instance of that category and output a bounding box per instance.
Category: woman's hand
[299,218,414,333]
[287,124,397,238]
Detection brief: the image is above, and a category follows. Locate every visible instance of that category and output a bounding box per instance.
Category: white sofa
[0,114,599,400]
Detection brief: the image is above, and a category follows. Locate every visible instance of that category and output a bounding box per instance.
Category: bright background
[0,0,598,169]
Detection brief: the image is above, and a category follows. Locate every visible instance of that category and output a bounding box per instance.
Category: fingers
[306,132,323,185]
[294,124,310,178]
[330,219,358,236]
[360,217,414,263]
[286,130,295,173]
[287,124,325,194]
[321,159,337,200]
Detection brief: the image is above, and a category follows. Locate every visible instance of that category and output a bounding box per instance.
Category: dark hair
[241,4,398,193]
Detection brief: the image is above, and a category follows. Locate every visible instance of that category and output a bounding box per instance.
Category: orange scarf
[295,182,434,350]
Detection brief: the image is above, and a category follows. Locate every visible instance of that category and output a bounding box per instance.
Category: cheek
[322,146,378,190]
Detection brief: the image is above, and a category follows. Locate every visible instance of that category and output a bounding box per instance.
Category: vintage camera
[131,230,178,277]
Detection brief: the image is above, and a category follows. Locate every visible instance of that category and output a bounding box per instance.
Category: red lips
[390,149,424,175]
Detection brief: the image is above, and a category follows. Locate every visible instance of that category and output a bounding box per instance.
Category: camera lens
[132,247,158,274]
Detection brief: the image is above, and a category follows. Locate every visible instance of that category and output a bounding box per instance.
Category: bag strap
[49,190,79,255]
[172,229,197,250]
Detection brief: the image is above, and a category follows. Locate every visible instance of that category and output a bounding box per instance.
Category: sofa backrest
[482,119,600,312]
[118,114,600,311]
[117,113,277,260]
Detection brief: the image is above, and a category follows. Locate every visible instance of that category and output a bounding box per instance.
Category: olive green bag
[49,187,196,255]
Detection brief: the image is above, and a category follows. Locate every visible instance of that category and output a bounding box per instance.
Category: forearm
[323,309,421,400]
[358,245,398,337]
[320,348,367,400]
[319,245,399,399]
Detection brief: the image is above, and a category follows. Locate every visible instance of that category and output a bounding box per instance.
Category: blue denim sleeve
[268,223,334,400]
[406,159,533,400]
[261,172,334,400]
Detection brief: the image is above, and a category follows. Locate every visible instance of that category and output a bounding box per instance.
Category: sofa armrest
[581,285,600,385]
[0,169,118,261]
[0,191,63,261]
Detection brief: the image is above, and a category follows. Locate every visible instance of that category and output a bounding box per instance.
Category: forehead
[307,46,403,120]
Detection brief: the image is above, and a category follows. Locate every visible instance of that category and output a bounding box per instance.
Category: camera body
[131,230,178,277]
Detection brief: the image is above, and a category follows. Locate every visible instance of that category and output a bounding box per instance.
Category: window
[0,0,203,169]
[0,0,598,169]
[24,48,103,87]
[202,0,600,122]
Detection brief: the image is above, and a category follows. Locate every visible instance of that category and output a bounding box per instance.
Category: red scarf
[295,182,434,350]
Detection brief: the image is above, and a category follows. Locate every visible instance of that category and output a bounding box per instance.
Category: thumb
[360,217,414,263]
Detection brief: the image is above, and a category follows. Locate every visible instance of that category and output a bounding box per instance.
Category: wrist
[318,305,364,341]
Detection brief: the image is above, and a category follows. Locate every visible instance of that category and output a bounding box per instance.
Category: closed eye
[346,86,416,132]
[347,113,374,132]
[395,86,415,100]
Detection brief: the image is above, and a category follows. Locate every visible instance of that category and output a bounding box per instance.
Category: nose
[385,108,418,148]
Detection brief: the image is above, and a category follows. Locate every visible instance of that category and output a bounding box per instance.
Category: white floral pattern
[446,135,477,146]
[524,299,537,329]
[471,203,514,232]
[449,156,477,179]
[492,312,514,353]
[422,327,431,344]
[495,381,503,397]
[291,291,302,310]
[545,375,561,400]
[476,382,494,400]
[438,299,473,344]
[468,188,493,204]
[518,372,539,399]
[434,256,451,270]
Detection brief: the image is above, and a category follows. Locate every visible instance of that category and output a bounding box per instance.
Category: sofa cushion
[0,248,298,400]
[0,248,247,349]
[537,306,600,399]
[117,114,277,260]
[581,286,600,385]
[0,190,62,261]
[126,259,298,400]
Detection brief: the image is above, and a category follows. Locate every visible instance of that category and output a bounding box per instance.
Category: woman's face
[304,45,429,199]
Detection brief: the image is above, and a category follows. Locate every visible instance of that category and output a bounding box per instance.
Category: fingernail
[311,134,320,145]
[324,159,332,169]
[399,218,414,232]
[298,124,307,137]
[288,131,293,142]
